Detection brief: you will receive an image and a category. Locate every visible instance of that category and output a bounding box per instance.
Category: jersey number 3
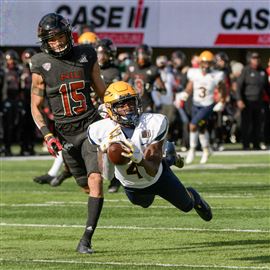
[59,81,87,116]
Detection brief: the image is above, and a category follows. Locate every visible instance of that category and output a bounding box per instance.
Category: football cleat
[200,148,212,164]
[187,187,212,221]
[76,239,94,254]
[33,174,55,184]
[185,148,195,164]
[50,170,72,187]
[164,141,184,168]
[108,177,121,193]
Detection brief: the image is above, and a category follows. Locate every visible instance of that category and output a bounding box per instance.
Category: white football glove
[121,139,143,164]
[174,91,189,108]
[98,103,109,119]
[99,125,122,152]
[213,101,225,112]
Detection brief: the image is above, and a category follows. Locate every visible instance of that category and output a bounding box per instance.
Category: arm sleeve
[152,115,169,144]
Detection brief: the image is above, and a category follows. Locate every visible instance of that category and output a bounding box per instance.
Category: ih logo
[128,0,148,28]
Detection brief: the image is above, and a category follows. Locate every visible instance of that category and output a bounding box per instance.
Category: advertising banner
[0,0,269,47]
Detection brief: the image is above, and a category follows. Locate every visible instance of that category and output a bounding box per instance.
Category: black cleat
[187,187,213,221]
[76,239,94,254]
[50,170,72,187]
[33,174,55,184]
[164,141,184,168]
[108,177,121,193]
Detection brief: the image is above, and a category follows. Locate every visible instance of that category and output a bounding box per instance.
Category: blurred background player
[123,44,166,112]
[78,31,99,47]
[95,38,122,193]
[0,51,6,154]
[176,50,226,164]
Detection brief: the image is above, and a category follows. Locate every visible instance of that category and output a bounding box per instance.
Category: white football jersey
[88,113,168,188]
[187,68,225,106]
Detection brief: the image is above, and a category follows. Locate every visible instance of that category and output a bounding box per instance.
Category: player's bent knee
[88,173,103,197]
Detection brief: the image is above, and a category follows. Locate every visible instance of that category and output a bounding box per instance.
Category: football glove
[98,103,109,119]
[213,101,225,112]
[44,134,62,157]
[174,92,189,108]
[121,139,143,164]
[100,125,122,152]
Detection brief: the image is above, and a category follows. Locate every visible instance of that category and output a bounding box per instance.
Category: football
[107,142,130,165]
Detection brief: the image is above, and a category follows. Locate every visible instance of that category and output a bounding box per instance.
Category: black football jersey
[30,45,98,124]
[126,62,160,110]
[100,64,121,87]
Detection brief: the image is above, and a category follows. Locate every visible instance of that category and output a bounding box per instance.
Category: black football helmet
[96,38,117,68]
[171,50,186,69]
[37,13,73,57]
[134,44,152,67]
[21,48,37,65]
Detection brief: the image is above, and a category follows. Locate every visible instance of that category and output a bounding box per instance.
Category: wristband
[40,126,51,137]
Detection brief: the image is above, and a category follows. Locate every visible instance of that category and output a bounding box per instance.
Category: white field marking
[0,223,269,234]
[1,149,269,161]
[0,202,268,211]
[173,163,270,170]
[0,258,269,270]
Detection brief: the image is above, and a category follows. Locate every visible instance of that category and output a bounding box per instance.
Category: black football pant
[124,160,194,212]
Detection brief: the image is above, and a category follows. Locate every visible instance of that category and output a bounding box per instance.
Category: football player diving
[87,81,213,226]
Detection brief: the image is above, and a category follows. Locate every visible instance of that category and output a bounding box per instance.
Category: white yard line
[0,202,268,210]
[0,258,269,270]
[0,222,268,233]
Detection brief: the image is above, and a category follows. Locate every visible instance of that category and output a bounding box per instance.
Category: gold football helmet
[199,50,214,62]
[104,81,142,126]
[78,32,99,46]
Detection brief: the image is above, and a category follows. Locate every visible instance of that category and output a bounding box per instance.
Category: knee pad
[75,175,88,188]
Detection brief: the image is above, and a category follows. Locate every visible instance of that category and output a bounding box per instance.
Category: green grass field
[1,152,270,270]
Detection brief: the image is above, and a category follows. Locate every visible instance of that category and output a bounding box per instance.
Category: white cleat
[185,149,195,164]
[200,148,212,164]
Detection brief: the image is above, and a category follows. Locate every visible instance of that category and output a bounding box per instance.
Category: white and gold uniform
[88,113,168,189]
[187,68,224,107]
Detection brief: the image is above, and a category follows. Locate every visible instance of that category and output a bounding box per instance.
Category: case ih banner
[0,0,269,47]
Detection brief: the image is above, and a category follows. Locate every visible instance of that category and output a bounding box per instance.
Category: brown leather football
[107,142,130,165]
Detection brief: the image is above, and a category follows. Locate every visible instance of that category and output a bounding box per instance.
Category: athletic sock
[48,151,63,176]
[81,197,104,244]
[189,131,199,148]
[199,131,210,148]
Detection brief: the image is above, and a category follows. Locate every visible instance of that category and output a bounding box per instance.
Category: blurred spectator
[0,51,6,154]
[190,54,200,68]
[19,48,37,155]
[153,55,181,142]
[2,49,23,156]
[171,50,189,151]
[236,52,270,150]
[117,52,132,78]
[211,51,231,151]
